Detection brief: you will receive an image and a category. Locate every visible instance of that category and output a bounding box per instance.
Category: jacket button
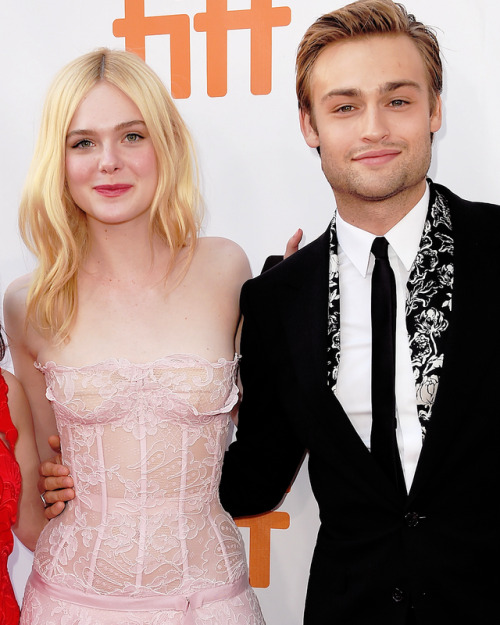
[392,588,405,603]
[405,511,422,527]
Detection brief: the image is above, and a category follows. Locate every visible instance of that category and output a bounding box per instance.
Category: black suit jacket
[220,183,500,624]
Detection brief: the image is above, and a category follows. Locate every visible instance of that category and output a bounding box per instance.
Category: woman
[4,48,264,624]
[0,325,46,624]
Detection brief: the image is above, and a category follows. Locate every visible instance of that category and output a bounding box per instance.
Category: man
[41,1,499,623]
[219,1,499,623]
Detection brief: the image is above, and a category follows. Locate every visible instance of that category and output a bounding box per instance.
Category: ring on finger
[40,491,49,508]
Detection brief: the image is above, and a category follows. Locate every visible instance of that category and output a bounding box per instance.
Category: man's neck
[335,180,428,236]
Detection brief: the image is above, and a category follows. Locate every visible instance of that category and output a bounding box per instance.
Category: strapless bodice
[33,355,248,598]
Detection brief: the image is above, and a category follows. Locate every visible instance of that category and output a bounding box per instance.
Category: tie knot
[371,237,389,260]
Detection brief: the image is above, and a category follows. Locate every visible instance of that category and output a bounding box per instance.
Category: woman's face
[65,81,158,230]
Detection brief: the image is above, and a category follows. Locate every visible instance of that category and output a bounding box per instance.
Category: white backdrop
[1,1,499,624]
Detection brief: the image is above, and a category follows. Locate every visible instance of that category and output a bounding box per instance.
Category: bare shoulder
[3,273,31,318]
[3,273,45,363]
[197,236,248,259]
[196,237,252,279]
[3,273,32,348]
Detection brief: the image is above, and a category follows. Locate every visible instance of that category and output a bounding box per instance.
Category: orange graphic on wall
[235,511,290,588]
[113,0,291,99]
[194,0,291,97]
[113,0,191,98]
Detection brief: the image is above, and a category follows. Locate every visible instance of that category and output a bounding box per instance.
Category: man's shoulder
[434,181,500,216]
[433,181,500,253]
[245,227,330,294]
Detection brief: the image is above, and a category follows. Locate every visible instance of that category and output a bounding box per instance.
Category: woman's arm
[3,277,58,462]
[3,370,47,550]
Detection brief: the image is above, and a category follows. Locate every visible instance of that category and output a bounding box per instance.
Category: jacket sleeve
[219,277,306,517]
[261,255,283,273]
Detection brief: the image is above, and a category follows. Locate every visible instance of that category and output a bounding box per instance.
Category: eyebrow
[66,119,147,139]
[320,80,422,104]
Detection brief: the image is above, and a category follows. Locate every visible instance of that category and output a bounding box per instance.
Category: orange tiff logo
[113,0,292,99]
[235,511,290,588]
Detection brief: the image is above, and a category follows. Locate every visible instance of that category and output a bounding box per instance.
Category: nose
[99,144,122,174]
[360,106,389,143]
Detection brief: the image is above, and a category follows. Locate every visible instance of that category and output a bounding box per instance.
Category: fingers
[38,474,74,495]
[39,484,75,520]
[40,486,75,506]
[38,458,74,496]
[48,434,61,454]
[44,500,70,521]
[284,228,303,259]
[38,457,70,480]
[38,445,75,520]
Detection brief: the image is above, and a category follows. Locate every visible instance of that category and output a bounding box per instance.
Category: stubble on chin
[323,143,432,208]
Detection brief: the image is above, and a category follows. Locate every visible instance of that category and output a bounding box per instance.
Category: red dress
[0,370,21,625]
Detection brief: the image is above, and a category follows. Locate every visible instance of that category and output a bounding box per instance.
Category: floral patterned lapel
[326,186,454,439]
[326,215,340,393]
[406,187,453,438]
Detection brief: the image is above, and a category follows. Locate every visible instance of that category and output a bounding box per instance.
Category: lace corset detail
[33,355,247,598]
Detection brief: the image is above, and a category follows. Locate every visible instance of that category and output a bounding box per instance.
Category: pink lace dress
[21,355,264,625]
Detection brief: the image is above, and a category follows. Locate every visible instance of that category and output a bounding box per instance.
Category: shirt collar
[336,184,430,277]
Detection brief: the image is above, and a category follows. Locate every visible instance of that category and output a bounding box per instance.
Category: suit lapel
[277,227,402,503]
[405,184,454,442]
[273,185,495,504]
[408,185,488,499]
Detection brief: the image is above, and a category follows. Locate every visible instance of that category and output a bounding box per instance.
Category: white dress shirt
[335,186,429,489]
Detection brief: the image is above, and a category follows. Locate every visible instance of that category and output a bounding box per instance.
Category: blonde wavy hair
[20,48,202,343]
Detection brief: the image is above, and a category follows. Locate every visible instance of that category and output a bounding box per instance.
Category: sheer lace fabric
[21,356,264,624]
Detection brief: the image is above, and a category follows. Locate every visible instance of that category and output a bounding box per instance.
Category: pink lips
[352,149,400,166]
[94,184,132,197]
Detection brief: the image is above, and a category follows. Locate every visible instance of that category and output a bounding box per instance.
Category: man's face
[300,34,442,212]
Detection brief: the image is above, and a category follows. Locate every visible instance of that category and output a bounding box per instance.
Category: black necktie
[370,237,405,494]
